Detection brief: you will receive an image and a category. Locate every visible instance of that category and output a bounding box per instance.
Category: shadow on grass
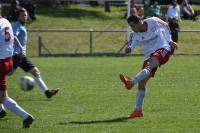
[37,6,112,20]
[67,117,128,125]
[16,98,53,102]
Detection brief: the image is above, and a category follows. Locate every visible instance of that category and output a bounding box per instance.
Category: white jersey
[0,17,14,59]
[129,17,172,60]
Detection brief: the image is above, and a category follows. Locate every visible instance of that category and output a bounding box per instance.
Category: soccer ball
[19,76,34,91]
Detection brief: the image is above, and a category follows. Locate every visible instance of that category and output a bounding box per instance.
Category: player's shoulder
[13,21,24,31]
[0,17,11,25]
[13,21,21,27]
[144,17,157,29]
[145,17,161,23]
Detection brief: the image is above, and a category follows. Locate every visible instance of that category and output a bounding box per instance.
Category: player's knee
[30,67,40,77]
[149,57,160,69]
[2,97,17,108]
[35,67,40,75]
[138,82,146,89]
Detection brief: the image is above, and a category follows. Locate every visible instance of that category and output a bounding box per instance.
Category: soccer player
[11,8,59,98]
[119,15,178,119]
[0,5,34,128]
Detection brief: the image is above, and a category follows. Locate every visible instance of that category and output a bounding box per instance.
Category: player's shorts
[13,54,35,72]
[142,48,171,77]
[0,57,13,91]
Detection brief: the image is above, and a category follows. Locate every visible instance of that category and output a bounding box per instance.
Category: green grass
[28,4,126,29]
[1,3,200,133]
[0,56,200,132]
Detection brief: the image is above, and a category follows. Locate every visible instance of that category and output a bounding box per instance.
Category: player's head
[127,15,142,33]
[17,8,28,25]
[172,0,177,7]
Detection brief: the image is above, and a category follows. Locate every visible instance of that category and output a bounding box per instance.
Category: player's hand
[169,41,178,55]
[125,46,132,54]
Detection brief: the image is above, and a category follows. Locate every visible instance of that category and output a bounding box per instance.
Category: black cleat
[45,88,59,98]
[0,110,6,118]
[22,115,34,128]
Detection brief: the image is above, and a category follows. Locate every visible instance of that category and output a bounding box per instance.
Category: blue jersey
[13,21,27,55]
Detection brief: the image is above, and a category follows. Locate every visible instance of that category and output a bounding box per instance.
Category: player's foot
[119,74,133,90]
[0,110,6,118]
[128,109,143,119]
[45,88,59,98]
[22,115,34,128]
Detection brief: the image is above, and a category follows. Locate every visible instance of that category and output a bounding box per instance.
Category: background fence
[27,29,200,57]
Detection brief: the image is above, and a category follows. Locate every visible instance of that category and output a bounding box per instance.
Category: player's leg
[29,67,59,98]
[135,78,150,112]
[132,57,159,84]
[120,57,159,90]
[128,77,150,118]
[8,54,20,76]
[20,56,59,98]
[0,58,34,128]
[29,67,48,92]
[0,90,34,128]
[0,104,6,118]
[128,48,171,118]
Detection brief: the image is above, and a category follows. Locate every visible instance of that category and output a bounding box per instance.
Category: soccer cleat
[22,115,34,128]
[0,110,6,118]
[119,74,133,90]
[128,109,144,119]
[45,88,59,98]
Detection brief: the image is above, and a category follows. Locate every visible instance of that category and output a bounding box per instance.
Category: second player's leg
[29,67,59,98]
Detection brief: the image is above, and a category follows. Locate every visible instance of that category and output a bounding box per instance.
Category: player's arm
[14,36,23,52]
[169,41,178,54]
[14,36,25,62]
[12,24,24,56]
[162,27,178,54]
[154,17,178,54]
[153,17,168,27]
[125,32,137,54]
[162,26,178,54]
[159,21,178,54]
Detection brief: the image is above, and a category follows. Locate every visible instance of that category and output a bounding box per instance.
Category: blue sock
[135,89,146,111]
[132,68,150,85]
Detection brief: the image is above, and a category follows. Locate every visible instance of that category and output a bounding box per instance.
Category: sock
[34,75,48,92]
[132,68,150,85]
[135,89,146,111]
[2,97,29,119]
[0,104,5,112]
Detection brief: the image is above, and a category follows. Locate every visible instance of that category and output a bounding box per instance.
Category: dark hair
[127,15,141,24]
[17,7,27,17]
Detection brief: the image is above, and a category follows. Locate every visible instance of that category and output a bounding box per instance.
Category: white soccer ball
[19,76,34,91]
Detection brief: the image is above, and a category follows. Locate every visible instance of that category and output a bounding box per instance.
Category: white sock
[135,89,146,111]
[2,97,29,119]
[0,104,5,112]
[132,68,150,85]
[34,75,48,92]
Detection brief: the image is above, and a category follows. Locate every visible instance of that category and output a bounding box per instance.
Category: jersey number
[4,27,11,42]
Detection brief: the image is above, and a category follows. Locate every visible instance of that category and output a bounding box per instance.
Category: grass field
[0,56,200,133]
[1,3,200,133]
